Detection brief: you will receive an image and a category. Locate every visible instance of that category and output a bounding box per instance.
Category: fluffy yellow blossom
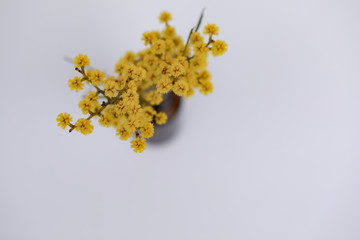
[78,98,95,114]
[159,11,171,23]
[115,60,126,74]
[117,75,127,90]
[68,76,84,92]
[162,54,173,65]
[75,118,93,135]
[185,87,195,98]
[56,112,72,129]
[151,39,166,55]
[74,54,90,69]
[123,89,138,105]
[155,112,167,125]
[162,26,176,39]
[198,70,211,82]
[108,107,123,127]
[173,80,189,96]
[200,81,213,95]
[164,39,175,52]
[157,61,171,75]
[85,91,99,102]
[133,67,146,82]
[116,126,133,140]
[176,56,188,68]
[88,69,105,86]
[124,65,136,79]
[212,40,228,57]
[156,76,172,93]
[140,122,154,138]
[127,80,137,90]
[114,100,128,115]
[131,137,147,153]
[190,32,204,44]
[142,106,156,122]
[144,91,163,105]
[193,42,209,56]
[99,113,111,127]
[190,56,207,70]
[125,116,141,132]
[127,103,142,116]
[143,55,158,68]
[170,61,185,78]
[142,31,159,46]
[203,24,219,36]
[104,78,119,97]
[122,51,136,63]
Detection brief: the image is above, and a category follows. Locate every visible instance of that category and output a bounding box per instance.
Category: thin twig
[194,8,205,32]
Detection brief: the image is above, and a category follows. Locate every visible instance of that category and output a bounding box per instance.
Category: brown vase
[150,92,182,143]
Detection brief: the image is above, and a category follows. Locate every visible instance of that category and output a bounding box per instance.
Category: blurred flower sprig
[57,11,227,153]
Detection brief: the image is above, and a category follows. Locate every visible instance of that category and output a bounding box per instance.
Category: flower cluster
[57,11,227,153]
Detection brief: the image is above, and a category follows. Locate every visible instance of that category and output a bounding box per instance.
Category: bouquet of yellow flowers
[56,11,227,153]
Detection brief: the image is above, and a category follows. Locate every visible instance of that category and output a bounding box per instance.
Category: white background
[1,0,360,239]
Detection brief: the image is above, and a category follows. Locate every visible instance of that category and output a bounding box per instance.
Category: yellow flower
[123,89,139,105]
[142,106,156,122]
[164,39,175,52]
[185,87,195,99]
[85,91,99,102]
[211,40,227,57]
[88,69,105,86]
[122,51,136,63]
[117,75,127,90]
[74,54,90,69]
[151,39,166,55]
[140,122,154,138]
[155,112,167,125]
[198,70,211,82]
[190,56,207,70]
[157,61,171,75]
[199,80,213,95]
[68,76,84,92]
[99,113,111,127]
[159,11,172,23]
[131,137,147,153]
[127,103,142,116]
[125,116,140,132]
[203,24,219,36]
[104,78,119,97]
[56,112,72,129]
[162,26,176,39]
[143,54,158,69]
[144,91,163,105]
[141,31,159,46]
[190,32,204,44]
[115,60,127,74]
[107,107,123,127]
[78,98,95,114]
[133,67,146,82]
[193,42,209,56]
[124,64,136,79]
[127,80,137,90]
[75,118,93,135]
[156,76,172,93]
[173,80,189,96]
[114,100,128,115]
[176,56,188,67]
[170,61,185,78]
[116,126,133,140]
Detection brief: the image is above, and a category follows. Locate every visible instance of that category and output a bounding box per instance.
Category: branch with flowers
[56,11,227,153]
